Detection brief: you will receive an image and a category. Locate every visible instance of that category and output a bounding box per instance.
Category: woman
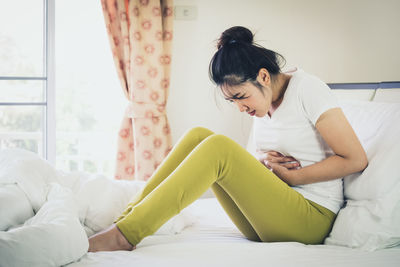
[88,26,368,252]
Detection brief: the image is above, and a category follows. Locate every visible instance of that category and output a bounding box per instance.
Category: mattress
[67,198,400,267]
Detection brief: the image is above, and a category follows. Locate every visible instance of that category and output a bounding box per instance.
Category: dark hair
[209,26,285,89]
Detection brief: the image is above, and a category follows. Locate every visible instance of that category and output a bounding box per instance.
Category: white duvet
[0,149,195,267]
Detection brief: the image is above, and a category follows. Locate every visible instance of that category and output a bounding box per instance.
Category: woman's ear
[256,68,271,86]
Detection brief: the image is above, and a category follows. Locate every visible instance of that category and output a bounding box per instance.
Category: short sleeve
[299,76,339,125]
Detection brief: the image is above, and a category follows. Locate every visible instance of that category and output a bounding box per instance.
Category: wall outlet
[174,5,197,20]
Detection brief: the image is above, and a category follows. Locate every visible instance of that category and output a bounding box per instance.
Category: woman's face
[221,81,272,118]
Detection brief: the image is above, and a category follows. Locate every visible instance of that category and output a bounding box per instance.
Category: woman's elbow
[355,151,368,172]
[345,150,368,173]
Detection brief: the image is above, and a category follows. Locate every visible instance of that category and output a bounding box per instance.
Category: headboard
[328,82,400,103]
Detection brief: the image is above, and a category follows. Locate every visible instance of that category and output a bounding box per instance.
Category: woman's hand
[267,162,297,186]
[257,150,301,170]
[257,150,301,186]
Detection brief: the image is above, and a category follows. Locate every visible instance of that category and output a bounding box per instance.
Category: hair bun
[217,26,254,49]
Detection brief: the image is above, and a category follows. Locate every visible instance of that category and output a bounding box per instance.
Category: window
[0,0,54,161]
[0,0,125,178]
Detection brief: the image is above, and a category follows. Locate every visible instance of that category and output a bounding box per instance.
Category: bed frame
[328,81,400,102]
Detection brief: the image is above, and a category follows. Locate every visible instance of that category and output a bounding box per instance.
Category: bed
[1,82,400,267]
[67,198,400,267]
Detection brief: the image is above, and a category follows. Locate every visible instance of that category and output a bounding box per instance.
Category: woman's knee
[184,126,214,140]
[205,134,236,149]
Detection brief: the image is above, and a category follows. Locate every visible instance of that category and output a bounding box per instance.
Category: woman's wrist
[288,168,304,186]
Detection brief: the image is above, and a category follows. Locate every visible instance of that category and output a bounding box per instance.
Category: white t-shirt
[253,68,344,214]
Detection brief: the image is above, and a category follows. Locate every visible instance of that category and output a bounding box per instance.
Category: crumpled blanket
[0,148,196,267]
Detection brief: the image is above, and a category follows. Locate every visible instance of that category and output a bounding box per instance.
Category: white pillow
[0,148,59,212]
[373,88,400,103]
[331,89,375,101]
[0,183,88,267]
[76,174,146,233]
[340,100,400,199]
[75,174,196,236]
[325,100,400,250]
[326,184,400,251]
[0,184,34,231]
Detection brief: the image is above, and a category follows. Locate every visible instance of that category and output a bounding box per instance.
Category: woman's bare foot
[88,224,136,252]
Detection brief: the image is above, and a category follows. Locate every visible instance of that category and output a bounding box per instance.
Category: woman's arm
[269,108,368,186]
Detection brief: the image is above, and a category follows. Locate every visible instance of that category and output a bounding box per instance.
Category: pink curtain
[101,0,174,181]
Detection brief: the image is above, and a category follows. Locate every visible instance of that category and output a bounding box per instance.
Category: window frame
[0,0,55,164]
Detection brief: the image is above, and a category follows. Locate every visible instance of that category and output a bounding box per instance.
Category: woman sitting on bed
[88,26,368,252]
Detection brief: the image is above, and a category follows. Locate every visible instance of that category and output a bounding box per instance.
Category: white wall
[167,0,400,147]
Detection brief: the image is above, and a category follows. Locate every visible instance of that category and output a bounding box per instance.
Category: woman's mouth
[248,110,256,116]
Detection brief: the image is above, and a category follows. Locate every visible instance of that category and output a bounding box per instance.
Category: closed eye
[225,94,249,102]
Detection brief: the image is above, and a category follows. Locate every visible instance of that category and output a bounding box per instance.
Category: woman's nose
[236,102,247,112]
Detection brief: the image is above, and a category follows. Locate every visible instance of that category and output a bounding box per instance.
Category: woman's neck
[271,73,291,106]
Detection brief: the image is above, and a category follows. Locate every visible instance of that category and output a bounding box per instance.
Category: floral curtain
[101,0,174,181]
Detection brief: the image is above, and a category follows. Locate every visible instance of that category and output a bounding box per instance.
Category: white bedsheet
[67,198,400,267]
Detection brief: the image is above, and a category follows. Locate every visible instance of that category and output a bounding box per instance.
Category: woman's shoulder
[288,68,327,88]
[287,69,331,101]
[289,69,339,124]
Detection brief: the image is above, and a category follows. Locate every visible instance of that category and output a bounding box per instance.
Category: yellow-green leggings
[115,127,336,246]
